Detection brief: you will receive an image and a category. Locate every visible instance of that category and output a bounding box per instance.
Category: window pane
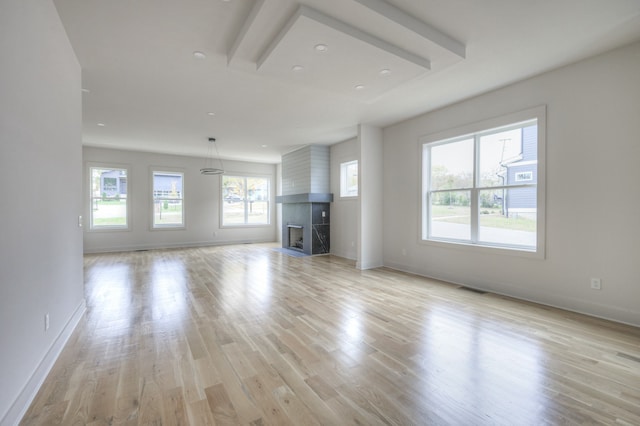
[223,176,244,203]
[340,161,358,197]
[247,177,269,224]
[479,187,536,247]
[430,139,473,190]
[90,167,128,229]
[222,176,270,226]
[429,190,470,240]
[153,200,183,225]
[247,177,268,201]
[247,201,269,224]
[480,124,537,187]
[153,172,184,227]
[91,197,127,227]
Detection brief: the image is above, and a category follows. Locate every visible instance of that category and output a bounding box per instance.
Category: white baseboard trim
[383,260,640,328]
[1,300,86,426]
[83,238,276,254]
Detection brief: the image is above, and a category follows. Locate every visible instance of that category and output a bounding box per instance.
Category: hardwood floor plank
[19,244,640,425]
[204,383,241,425]
[161,386,189,426]
[186,399,216,426]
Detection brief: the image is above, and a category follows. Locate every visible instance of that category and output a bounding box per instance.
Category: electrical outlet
[78,215,83,227]
[590,278,602,290]
[44,313,50,331]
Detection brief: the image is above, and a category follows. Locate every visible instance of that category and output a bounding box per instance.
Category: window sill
[420,237,544,260]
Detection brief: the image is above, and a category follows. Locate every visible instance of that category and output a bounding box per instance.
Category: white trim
[382,261,640,327]
[150,168,185,230]
[1,301,86,426]
[220,174,271,228]
[419,105,546,259]
[82,239,275,254]
[339,160,359,198]
[86,162,131,232]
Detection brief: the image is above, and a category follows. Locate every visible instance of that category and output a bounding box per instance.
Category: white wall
[383,41,640,326]
[358,125,384,270]
[0,1,85,424]
[83,147,278,253]
[330,138,358,260]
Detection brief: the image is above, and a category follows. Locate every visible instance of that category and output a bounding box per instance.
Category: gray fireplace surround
[277,193,332,255]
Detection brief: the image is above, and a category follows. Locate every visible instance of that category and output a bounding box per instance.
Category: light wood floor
[21,244,640,425]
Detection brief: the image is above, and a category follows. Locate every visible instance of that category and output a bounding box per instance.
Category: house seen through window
[90,166,128,230]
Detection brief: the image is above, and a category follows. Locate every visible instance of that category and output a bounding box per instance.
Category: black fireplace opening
[288,225,303,251]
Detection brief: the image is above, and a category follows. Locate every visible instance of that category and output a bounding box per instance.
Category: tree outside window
[423,114,541,252]
[222,175,269,226]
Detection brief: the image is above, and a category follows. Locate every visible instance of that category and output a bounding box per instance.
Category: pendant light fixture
[200,137,225,175]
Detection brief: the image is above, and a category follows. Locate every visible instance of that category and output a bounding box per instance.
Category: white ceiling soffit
[227,0,267,66]
[353,0,465,58]
[251,4,463,102]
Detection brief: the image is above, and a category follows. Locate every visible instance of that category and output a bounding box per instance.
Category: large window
[90,166,129,230]
[152,171,184,228]
[422,107,545,253]
[222,175,270,226]
[340,160,359,197]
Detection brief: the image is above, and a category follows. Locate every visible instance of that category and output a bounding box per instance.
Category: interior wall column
[357,124,384,269]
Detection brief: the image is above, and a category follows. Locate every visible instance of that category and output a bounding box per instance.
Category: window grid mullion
[470,135,479,243]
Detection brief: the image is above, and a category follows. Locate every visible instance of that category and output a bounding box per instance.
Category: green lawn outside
[432,204,535,232]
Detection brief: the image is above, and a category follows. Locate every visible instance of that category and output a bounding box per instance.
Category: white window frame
[340,160,359,198]
[221,174,271,227]
[420,106,546,258]
[88,162,131,231]
[151,169,185,229]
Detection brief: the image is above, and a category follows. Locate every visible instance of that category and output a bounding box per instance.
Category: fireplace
[288,225,304,250]
[277,145,333,255]
[278,196,332,255]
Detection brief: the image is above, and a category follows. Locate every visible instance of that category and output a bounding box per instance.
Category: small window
[89,166,129,230]
[515,171,533,182]
[152,171,184,228]
[422,107,545,254]
[222,175,270,226]
[340,160,358,197]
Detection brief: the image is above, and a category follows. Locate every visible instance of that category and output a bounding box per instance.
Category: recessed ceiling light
[261,144,268,148]
[207,112,216,116]
[314,44,328,52]
[193,51,206,59]
[379,69,391,76]
[355,85,365,90]
[97,123,106,127]
[291,65,304,72]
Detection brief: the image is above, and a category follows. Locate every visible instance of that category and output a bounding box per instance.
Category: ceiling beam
[353,0,466,58]
[227,0,266,65]
[257,5,431,70]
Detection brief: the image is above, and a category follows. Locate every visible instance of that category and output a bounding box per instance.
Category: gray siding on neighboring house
[153,173,183,196]
[507,124,537,212]
[100,170,127,196]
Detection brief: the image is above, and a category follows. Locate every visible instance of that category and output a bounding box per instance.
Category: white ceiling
[53,0,640,164]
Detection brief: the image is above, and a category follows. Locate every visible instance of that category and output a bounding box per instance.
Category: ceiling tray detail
[255,5,432,102]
